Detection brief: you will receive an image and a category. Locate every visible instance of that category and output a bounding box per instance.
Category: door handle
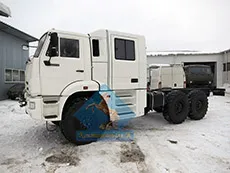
[76,70,84,73]
[131,78,138,83]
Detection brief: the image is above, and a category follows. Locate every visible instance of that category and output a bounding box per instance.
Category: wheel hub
[175,102,183,114]
[196,100,203,111]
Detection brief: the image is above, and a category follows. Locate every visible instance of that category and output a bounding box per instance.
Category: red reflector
[183,81,186,88]
[83,86,88,90]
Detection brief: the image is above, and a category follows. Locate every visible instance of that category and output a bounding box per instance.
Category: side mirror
[50,46,58,57]
[48,32,58,57]
[50,33,58,48]
[44,32,59,66]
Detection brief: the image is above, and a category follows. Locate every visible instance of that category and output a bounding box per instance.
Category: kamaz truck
[20,29,209,144]
[184,65,225,96]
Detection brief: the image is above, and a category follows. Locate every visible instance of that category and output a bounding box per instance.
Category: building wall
[0,30,29,100]
[147,54,224,87]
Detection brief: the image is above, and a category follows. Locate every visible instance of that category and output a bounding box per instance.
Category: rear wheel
[188,90,208,120]
[163,90,189,124]
[60,95,110,145]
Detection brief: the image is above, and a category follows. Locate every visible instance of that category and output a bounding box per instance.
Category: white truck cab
[24,29,147,143]
[25,29,147,118]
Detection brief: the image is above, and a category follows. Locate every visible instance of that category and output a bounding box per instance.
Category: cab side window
[60,38,79,58]
[92,39,100,57]
[115,38,135,61]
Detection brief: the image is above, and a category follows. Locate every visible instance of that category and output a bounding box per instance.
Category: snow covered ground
[0,95,230,173]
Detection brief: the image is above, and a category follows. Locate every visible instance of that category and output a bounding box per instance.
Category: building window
[5,69,25,82]
[60,38,79,58]
[13,70,20,81]
[5,69,12,82]
[20,71,25,81]
[115,38,135,61]
[223,63,226,72]
[227,63,230,71]
[92,39,100,57]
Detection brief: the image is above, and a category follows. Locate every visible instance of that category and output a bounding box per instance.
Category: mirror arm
[44,56,52,66]
[22,44,38,48]
[44,57,59,67]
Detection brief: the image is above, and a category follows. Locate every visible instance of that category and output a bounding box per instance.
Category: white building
[222,49,230,85]
[147,50,230,87]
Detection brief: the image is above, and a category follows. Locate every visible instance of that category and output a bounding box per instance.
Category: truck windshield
[189,67,211,74]
[34,33,47,57]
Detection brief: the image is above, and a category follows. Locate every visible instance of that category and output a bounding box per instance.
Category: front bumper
[25,96,43,120]
[24,95,64,121]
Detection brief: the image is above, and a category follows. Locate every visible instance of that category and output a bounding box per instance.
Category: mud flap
[213,88,225,96]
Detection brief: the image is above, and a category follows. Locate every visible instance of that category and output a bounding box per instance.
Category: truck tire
[60,96,109,145]
[188,90,208,120]
[153,106,163,113]
[163,90,189,124]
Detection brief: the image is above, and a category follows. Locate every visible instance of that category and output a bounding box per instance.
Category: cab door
[110,35,139,90]
[172,65,185,88]
[40,32,88,96]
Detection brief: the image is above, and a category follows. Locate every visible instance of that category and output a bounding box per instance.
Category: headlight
[190,81,193,84]
[29,102,36,109]
[209,81,212,84]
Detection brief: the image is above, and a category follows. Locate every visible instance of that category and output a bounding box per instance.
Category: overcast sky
[0,0,230,52]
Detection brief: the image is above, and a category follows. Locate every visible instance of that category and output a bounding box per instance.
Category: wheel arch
[59,81,100,120]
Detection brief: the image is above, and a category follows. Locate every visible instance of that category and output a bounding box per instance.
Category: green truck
[184,65,225,96]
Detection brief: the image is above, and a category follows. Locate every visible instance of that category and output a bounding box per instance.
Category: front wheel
[60,95,110,145]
